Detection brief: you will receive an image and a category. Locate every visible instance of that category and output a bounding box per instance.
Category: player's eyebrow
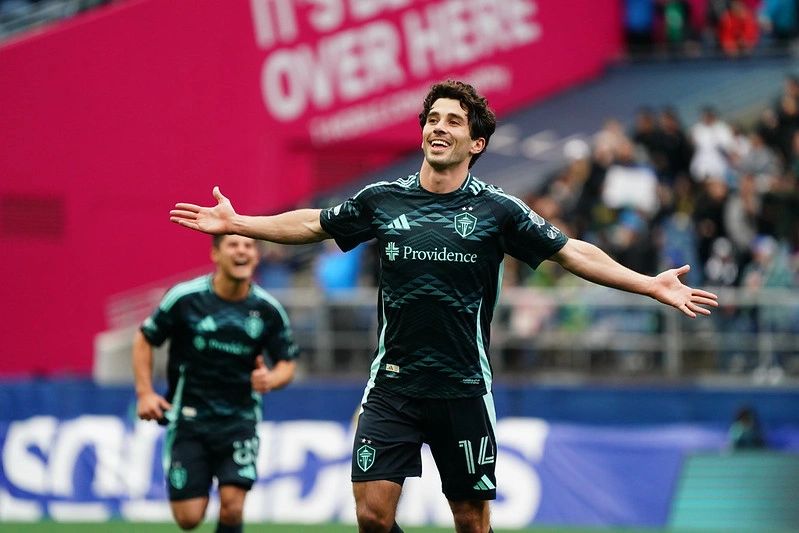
[427,110,466,121]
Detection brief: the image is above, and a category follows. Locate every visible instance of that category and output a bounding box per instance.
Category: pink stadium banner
[0,0,621,375]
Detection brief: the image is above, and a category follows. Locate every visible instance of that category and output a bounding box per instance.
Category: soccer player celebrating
[169,80,718,533]
[133,234,299,533]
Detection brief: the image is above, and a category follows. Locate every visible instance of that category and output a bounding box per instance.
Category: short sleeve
[499,197,568,268]
[320,196,375,252]
[140,305,174,347]
[260,298,300,362]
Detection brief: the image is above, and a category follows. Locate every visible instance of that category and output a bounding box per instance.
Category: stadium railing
[95,284,799,385]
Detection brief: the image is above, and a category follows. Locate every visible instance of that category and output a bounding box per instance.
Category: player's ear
[470,137,486,155]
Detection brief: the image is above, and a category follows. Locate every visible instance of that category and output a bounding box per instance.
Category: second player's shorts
[163,422,259,501]
[351,387,497,501]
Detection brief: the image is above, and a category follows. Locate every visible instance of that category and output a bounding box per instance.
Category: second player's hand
[170,186,236,234]
[136,391,172,421]
[251,355,273,393]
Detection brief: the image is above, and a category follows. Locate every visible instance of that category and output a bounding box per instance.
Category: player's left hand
[651,264,719,318]
[251,355,273,393]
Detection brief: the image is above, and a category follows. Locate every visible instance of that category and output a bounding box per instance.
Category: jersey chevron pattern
[141,275,299,430]
[321,173,567,399]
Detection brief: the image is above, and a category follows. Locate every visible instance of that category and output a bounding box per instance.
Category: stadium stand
[0,0,112,40]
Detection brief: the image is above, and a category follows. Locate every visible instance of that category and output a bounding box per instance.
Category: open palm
[651,265,718,318]
[170,186,235,234]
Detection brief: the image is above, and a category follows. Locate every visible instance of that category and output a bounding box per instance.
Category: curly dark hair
[418,80,497,168]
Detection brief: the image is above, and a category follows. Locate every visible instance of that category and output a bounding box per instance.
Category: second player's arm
[251,356,297,393]
[265,359,296,390]
[132,331,172,420]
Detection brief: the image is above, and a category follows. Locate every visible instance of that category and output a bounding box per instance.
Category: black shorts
[351,388,497,501]
[163,422,259,501]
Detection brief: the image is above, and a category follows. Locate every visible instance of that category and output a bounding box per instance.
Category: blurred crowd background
[3,2,799,529]
[4,0,798,382]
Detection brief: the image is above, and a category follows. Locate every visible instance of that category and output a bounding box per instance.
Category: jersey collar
[413,171,474,192]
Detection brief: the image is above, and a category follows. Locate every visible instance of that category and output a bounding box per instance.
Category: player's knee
[173,513,204,531]
[356,506,395,533]
[218,497,244,524]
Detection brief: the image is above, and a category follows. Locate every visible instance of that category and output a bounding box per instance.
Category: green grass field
[0,524,665,533]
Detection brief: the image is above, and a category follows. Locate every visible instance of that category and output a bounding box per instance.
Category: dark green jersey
[320,172,567,399]
[140,274,298,430]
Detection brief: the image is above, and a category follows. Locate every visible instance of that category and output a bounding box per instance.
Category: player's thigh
[353,479,403,527]
[210,425,260,491]
[165,430,214,501]
[425,394,497,501]
[352,390,424,482]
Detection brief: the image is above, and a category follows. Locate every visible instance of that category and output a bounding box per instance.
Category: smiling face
[421,98,485,172]
[211,234,259,282]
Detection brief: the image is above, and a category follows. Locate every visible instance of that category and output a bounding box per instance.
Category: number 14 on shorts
[458,436,494,474]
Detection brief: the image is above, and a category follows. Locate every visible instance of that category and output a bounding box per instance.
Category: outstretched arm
[550,239,718,318]
[170,186,330,244]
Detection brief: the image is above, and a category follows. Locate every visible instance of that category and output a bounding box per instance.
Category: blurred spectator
[656,0,700,54]
[758,0,798,47]
[690,106,736,182]
[632,106,661,155]
[788,129,799,176]
[724,173,761,257]
[595,118,630,158]
[602,139,660,216]
[756,107,783,154]
[693,176,730,269]
[704,236,740,285]
[741,235,794,290]
[314,240,365,295]
[737,130,781,189]
[727,123,753,175]
[658,212,703,286]
[657,107,694,183]
[254,242,294,290]
[776,90,799,161]
[729,406,766,449]
[313,241,371,370]
[718,0,760,56]
[704,0,731,45]
[608,208,659,273]
[625,0,657,53]
[547,139,592,220]
[759,174,799,246]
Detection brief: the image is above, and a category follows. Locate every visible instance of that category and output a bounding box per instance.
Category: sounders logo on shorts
[356,444,376,472]
[169,463,188,489]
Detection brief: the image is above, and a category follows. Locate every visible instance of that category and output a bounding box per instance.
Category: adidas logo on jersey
[387,214,411,230]
[196,315,217,332]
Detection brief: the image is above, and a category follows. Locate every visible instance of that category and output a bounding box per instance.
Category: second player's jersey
[320,172,567,399]
[140,275,299,431]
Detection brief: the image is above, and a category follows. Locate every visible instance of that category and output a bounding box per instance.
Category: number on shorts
[459,436,494,474]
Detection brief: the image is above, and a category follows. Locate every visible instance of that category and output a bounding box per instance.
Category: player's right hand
[170,186,236,235]
[136,391,172,421]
